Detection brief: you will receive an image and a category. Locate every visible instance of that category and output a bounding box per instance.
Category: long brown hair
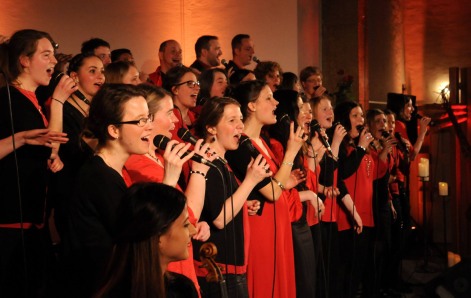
[94,182,187,298]
[0,29,56,84]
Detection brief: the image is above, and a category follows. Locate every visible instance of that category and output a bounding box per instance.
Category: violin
[199,242,229,298]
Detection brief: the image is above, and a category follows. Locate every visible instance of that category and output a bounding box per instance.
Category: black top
[0,86,51,224]
[49,101,94,235]
[189,59,210,74]
[67,155,127,296]
[225,141,272,215]
[225,60,242,72]
[193,159,246,267]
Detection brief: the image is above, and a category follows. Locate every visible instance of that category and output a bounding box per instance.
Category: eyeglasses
[174,80,200,88]
[113,114,154,127]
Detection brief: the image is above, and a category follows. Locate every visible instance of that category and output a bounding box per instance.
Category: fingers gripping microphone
[53,72,90,104]
[177,128,227,165]
[153,134,216,168]
[310,119,333,155]
[252,56,261,64]
[356,125,377,150]
[416,113,435,127]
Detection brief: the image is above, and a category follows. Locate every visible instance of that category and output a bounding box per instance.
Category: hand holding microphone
[51,72,78,104]
[417,114,432,134]
[154,134,216,168]
[310,119,333,156]
[177,128,224,164]
[356,125,374,149]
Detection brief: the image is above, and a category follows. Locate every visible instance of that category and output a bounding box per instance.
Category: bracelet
[271,177,285,190]
[190,170,207,180]
[52,97,64,105]
[357,145,366,152]
[281,161,294,167]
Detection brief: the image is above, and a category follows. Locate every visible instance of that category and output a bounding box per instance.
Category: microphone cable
[372,143,382,296]
[222,163,239,297]
[325,150,337,298]
[2,76,29,294]
[347,140,361,298]
[214,164,229,286]
[307,141,328,296]
[269,176,276,298]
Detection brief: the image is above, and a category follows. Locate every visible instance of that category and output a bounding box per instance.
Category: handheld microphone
[221,59,229,68]
[53,72,90,104]
[252,56,261,64]
[356,124,365,134]
[177,128,227,165]
[238,134,267,214]
[279,113,290,125]
[310,120,333,155]
[239,135,261,160]
[416,113,435,127]
[356,125,377,150]
[381,130,390,138]
[153,134,216,168]
[177,127,199,145]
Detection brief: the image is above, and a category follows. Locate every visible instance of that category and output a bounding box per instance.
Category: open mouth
[190,93,198,101]
[94,82,104,88]
[46,68,54,76]
[141,136,150,143]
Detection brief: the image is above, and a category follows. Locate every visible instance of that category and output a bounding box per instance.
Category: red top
[304,158,320,226]
[17,87,48,126]
[269,138,304,222]
[247,139,296,298]
[337,146,388,231]
[124,153,201,296]
[392,120,413,185]
[147,66,163,87]
[395,120,408,140]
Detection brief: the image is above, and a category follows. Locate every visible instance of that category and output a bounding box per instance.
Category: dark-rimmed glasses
[113,114,154,127]
[174,80,200,88]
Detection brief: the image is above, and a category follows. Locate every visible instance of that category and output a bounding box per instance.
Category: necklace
[147,152,163,167]
[70,95,88,116]
[365,155,372,178]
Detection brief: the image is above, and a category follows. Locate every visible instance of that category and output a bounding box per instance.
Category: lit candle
[439,182,448,196]
[418,158,429,177]
[448,251,455,267]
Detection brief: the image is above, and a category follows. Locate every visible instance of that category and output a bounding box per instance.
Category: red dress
[247,140,296,298]
[124,154,201,296]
